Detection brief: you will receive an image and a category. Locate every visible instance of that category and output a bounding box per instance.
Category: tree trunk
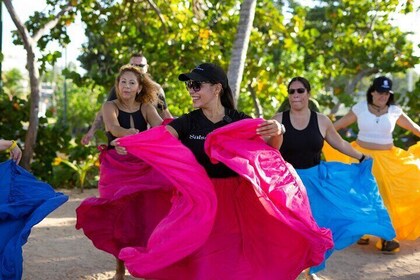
[3,0,73,170]
[227,0,257,107]
[248,82,263,117]
[21,49,41,170]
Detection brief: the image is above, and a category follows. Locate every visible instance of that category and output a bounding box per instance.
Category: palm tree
[227,0,257,107]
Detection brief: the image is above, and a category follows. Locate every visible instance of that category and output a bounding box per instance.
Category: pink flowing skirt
[77,122,333,280]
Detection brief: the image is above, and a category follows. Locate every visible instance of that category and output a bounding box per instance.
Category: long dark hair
[220,85,235,109]
[287,76,311,93]
[366,85,395,106]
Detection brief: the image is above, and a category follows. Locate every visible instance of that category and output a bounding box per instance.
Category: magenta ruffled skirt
[76,120,333,280]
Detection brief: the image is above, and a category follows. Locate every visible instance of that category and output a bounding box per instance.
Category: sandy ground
[22,189,420,280]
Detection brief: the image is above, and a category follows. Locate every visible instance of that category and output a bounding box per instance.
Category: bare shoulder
[316,112,333,134]
[102,100,118,111]
[316,112,332,124]
[272,112,283,122]
[142,102,155,111]
[141,102,158,117]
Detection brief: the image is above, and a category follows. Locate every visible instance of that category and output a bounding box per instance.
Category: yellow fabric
[408,141,420,157]
[322,141,420,240]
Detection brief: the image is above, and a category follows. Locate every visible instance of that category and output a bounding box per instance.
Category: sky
[1,0,420,74]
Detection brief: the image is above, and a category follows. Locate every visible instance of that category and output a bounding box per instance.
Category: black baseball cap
[178,63,228,88]
[373,76,393,94]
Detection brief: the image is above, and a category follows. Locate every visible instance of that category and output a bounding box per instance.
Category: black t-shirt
[169,108,250,178]
[280,110,324,169]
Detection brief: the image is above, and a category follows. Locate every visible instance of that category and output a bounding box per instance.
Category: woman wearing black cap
[163,63,331,279]
[327,76,420,251]
[104,63,335,279]
[168,62,283,152]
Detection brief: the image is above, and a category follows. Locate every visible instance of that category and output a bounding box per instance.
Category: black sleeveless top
[280,110,324,169]
[106,104,148,147]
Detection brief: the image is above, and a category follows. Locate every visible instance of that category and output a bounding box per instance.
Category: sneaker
[357,236,370,245]
[376,239,400,253]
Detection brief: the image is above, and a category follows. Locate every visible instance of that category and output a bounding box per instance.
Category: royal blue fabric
[296,159,395,273]
[0,160,68,280]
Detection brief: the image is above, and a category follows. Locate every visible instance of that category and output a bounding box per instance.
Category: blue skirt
[0,160,68,280]
[296,159,395,273]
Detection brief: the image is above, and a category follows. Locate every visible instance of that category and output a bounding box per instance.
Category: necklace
[370,103,386,113]
[369,104,387,124]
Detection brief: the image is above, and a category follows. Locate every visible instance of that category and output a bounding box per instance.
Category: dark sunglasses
[185,80,210,92]
[288,88,306,95]
[131,63,146,68]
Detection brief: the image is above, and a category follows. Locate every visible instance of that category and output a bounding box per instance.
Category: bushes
[0,92,99,190]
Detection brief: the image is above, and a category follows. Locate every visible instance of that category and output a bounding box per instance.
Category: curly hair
[115,64,158,105]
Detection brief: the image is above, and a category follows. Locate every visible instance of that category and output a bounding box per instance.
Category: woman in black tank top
[273,77,364,168]
[272,77,396,279]
[100,64,163,279]
[102,65,163,146]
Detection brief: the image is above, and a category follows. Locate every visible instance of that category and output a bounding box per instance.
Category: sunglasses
[131,63,146,68]
[185,80,210,92]
[288,88,306,95]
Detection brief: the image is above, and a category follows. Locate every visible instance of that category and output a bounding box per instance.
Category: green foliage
[77,0,241,116]
[52,141,100,192]
[10,0,79,74]
[0,95,28,163]
[37,67,103,189]
[31,119,71,181]
[1,66,101,189]
[2,68,29,99]
[4,0,419,179]
[393,72,420,148]
[294,0,419,102]
[74,0,419,121]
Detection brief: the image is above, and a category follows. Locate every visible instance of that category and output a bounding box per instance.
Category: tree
[289,0,419,111]
[76,0,240,116]
[227,0,257,106]
[73,0,418,121]
[3,0,76,169]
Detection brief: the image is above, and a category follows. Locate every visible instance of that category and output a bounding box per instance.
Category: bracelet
[6,140,17,153]
[280,124,286,135]
[359,154,365,162]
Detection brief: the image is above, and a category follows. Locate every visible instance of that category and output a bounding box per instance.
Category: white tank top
[352,101,402,145]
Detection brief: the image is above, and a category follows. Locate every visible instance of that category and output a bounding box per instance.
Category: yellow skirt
[408,141,420,157]
[322,142,420,240]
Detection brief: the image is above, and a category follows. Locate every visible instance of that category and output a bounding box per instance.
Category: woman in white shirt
[330,76,420,252]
